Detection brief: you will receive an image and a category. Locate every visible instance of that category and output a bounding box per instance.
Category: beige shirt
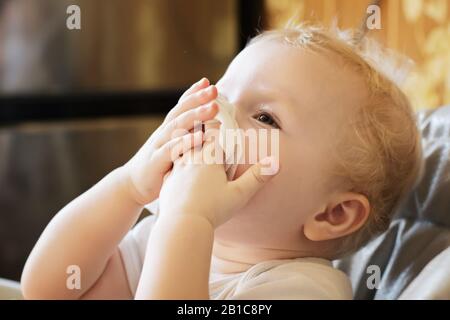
[119,215,353,299]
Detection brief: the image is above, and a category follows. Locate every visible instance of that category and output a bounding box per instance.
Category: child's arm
[136,214,214,299]
[135,145,278,299]
[21,78,219,299]
[22,168,143,299]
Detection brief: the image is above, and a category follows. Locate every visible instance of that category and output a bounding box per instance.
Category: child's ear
[303,193,370,241]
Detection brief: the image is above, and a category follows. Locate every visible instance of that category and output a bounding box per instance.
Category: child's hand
[123,78,219,205]
[158,141,279,228]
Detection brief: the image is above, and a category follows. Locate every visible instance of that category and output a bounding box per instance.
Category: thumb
[227,156,279,208]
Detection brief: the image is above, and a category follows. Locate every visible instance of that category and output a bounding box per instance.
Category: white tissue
[144,94,242,215]
[214,94,243,181]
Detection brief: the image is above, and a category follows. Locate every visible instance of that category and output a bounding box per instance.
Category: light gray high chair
[335,105,450,299]
[0,278,22,300]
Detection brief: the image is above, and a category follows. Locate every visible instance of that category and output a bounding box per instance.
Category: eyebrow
[253,85,297,112]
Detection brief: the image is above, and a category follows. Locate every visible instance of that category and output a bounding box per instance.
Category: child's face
[214,39,367,256]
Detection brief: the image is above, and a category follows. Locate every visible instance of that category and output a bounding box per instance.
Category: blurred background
[0,0,449,281]
[265,0,450,111]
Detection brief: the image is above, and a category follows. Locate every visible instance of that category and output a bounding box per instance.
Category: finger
[164,78,213,121]
[156,101,219,148]
[165,78,209,122]
[154,131,204,174]
[178,84,217,115]
[203,119,221,143]
[179,77,209,102]
[200,125,226,167]
[177,147,197,166]
[165,82,216,124]
[227,157,279,208]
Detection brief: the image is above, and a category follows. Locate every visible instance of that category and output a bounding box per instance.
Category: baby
[21,24,423,300]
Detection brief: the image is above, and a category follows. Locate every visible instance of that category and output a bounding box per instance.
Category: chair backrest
[0,278,22,300]
[335,106,450,300]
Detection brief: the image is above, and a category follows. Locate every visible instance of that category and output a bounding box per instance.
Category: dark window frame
[0,0,264,125]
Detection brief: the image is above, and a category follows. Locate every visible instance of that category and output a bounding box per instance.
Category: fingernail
[210,102,218,111]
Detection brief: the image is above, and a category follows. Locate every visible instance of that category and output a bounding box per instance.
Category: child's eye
[254,112,279,128]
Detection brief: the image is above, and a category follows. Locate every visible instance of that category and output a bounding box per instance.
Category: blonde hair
[249,23,424,257]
